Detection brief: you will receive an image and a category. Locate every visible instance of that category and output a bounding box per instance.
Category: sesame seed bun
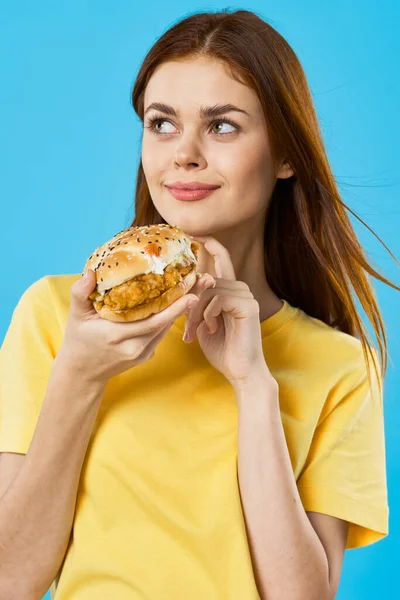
[83,224,201,322]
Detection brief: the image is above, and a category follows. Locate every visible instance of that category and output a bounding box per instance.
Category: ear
[276,161,294,179]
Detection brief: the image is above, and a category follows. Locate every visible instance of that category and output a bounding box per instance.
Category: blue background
[0,2,398,599]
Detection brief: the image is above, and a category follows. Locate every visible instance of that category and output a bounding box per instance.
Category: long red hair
[129,8,399,392]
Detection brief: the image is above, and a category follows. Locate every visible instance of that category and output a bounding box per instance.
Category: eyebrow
[143,102,250,119]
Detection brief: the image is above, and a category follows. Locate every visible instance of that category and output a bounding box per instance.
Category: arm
[0,356,106,599]
[234,374,342,600]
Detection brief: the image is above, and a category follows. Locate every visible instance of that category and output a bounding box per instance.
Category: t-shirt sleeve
[296,348,389,549]
[0,276,61,454]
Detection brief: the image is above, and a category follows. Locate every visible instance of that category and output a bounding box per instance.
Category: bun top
[84,223,200,295]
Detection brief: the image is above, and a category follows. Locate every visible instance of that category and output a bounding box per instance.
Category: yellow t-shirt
[0,274,389,600]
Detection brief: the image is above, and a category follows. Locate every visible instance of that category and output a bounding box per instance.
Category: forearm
[234,376,331,600]
[0,356,106,599]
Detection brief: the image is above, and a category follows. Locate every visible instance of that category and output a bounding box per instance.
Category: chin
[157,213,212,237]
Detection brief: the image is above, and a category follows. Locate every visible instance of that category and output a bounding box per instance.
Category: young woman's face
[141,56,290,235]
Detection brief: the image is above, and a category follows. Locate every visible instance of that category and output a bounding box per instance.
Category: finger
[116,291,200,341]
[190,235,236,281]
[211,279,250,292]
[70,269,98,316]
[183,288,254,343]
[188,272,217,298]
[203,294,260,332]
[121,321,173,362]
[111,276,214,342]
[142,321,174,353]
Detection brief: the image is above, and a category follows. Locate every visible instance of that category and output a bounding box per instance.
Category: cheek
[141,138,166,177]
[230,145,273,190]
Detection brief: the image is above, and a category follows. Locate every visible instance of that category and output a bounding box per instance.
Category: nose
[173,131,206,169]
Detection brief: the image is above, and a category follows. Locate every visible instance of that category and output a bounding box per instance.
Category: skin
[140,58,349,597]
[141,56,294,323]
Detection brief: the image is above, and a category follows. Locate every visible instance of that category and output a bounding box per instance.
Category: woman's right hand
[56,268,216,385]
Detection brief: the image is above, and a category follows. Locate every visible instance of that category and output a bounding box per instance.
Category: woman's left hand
[183,235,274,387]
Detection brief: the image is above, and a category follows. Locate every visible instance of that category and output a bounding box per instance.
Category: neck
[195,216,283,323]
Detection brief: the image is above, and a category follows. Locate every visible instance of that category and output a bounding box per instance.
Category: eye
[209,120,238,135]
[144,116,240,136]
[145,118,176,134]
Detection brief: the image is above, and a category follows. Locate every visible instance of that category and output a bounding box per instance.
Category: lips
[165,182,220,191]
[166,187,218,201]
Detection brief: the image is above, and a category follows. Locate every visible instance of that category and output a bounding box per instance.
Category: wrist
[52,349,107,395]
[232,370,279,407]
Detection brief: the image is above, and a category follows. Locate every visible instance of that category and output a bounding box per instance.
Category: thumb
[71,268,97,313]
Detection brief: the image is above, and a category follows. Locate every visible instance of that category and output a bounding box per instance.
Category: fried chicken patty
[89,262,194,312]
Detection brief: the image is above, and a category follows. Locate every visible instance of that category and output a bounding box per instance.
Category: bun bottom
[94,268,198,323]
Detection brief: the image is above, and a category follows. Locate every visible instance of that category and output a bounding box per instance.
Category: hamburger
[84,224,201,322]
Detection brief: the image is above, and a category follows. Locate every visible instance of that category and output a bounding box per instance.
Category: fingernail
[182,330,190,343]
[203,275,216,288]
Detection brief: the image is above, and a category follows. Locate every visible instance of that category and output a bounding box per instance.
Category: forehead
[143,57,261,120]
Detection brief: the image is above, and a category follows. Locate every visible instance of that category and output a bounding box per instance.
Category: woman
[0,9,397,600]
